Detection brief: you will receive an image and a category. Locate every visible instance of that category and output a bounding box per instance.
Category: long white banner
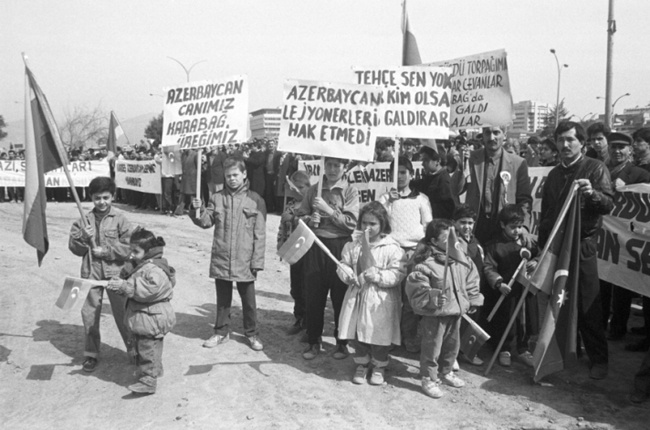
[115,160,161,194]
[0,160,110,188]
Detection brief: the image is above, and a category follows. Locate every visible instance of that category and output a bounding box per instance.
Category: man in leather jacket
[538,121,614,380]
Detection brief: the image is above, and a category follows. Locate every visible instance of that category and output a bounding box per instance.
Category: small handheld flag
[277,219,317,264]
[55,277,107,311]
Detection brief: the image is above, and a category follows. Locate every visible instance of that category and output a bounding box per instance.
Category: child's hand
[313,197,333,216]
[525,260,538,274]
[434,293,448,308]
[388,189,399,202]
[106,278,124,293]
[191,198,202,209]
[497,281,511,296]
[91,247,105,258]
[80,225,94,242]
[339,265,357,285]
[251,268,259,277]
[362,267,380,284]
[309,212,321,226]
[468,306,478,314]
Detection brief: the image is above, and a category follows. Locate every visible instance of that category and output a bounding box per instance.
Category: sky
[2,0,649,133]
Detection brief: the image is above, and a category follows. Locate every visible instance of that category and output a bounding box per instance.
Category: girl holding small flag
[405,219,483,399]
[336,201,406,385]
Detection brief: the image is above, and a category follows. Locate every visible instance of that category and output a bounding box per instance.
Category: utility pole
[604,0,616,129]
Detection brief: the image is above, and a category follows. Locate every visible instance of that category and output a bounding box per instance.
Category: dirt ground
[1,201,649,430]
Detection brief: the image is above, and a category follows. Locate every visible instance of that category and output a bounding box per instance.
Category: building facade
[512,101,551,133]
[249,108,281,139]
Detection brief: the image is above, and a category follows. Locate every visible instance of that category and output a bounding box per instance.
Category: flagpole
[195,149,202,218]
[297,219,343,269]
[314,155,325,228]
[393,138,400,191]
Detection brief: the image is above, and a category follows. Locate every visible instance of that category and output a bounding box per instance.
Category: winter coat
[123,261,176,338]
[68,207,133,280]
[405,248,483,317]
[245,150,266,196]
[180,150,198,194]
[191,180,266,282]
[483,232,539,289]
[336,235,406,346]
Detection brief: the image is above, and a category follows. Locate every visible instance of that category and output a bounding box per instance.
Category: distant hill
[0,112,158,152]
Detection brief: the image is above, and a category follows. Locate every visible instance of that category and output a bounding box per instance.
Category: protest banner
[161,76,249,150]
[596,183,650,297]
[0,159,110,188]
[278,80,383,162]
[298,159,424,205]
[427,49,513,129]
[353,66,452,139]
[114,159,161,194]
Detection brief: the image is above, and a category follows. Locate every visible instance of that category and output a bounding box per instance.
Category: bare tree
[59,105,108,150]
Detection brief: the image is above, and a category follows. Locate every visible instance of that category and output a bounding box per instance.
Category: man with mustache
[454,126,532,245]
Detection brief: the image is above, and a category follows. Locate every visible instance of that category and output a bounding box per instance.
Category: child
[336,202,406,385]
[106,229,175,394]
[296,157,359,360]
[68,176,134,373]
[452,204,486,366]
[405,219,483,399]
[378,156,433,353]
[277,170,311,335]
[190,156,266,351]
[483,204,539,367]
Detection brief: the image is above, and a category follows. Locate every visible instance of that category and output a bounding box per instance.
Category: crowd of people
[62,121,650,402]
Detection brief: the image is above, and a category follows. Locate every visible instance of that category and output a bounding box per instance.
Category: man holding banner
[538,121,614,380]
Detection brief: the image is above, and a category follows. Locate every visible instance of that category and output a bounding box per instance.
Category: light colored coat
[336,235,406,346]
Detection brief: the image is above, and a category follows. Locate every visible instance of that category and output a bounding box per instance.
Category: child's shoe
[247,336,264,351]
[128,376,157,395]
[421,377,443,399]
[352,365,370,384]
[203,333,229,348]
[439,372,465,388]
[302,343,321,360]
[498,351,511,367]
[82,357,98,373]
[369,367,385,385]
[332,344,349,360]
[518,351,534,368]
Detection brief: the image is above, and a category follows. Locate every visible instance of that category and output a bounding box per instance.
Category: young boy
[191,156,266,351]
[452,204,486,366]
[296,157,359,360]
[405,219,483,399]
[277,170,311,335]
[483,204,539,367]
[378,156,432,353]
[68,176,134,372]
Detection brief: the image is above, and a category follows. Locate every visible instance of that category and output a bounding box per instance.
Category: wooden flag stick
[195,149,203,218]
[486,257,528,323]
[393,138,400,191]
[314,156,325,228]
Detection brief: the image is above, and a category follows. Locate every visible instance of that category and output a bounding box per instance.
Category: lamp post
[167,57,207,83]
[550,49,569,127]
[580,112,593,122]
[597,92,630,125]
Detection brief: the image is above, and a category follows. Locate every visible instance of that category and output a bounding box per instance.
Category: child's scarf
[119,246,175,283]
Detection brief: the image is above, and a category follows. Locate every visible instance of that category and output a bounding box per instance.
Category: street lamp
[167,57,207,83]
[550,49,568,126]
[597,92,630,125]
[580,112,593,122]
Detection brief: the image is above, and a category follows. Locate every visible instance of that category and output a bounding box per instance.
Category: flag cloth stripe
[106,111,126,154]
[22,60,67,265]
[402,1,422,66]
[277,220,316,265]
[532,191,581,382]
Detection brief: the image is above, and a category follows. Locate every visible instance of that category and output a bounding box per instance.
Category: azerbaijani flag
[402,0,422,66]
[106,110,127,155]
[23,55,69,265]
[277,219,316,265]
[532,188,581,382]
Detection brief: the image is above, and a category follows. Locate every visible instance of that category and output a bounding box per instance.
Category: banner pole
[393,138,400,190]
[314,156,325,228]
[195,149,202,218]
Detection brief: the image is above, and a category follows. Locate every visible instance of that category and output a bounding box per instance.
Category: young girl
[405,219,483,399]
[107,228,176,395]
[336,202,406,385]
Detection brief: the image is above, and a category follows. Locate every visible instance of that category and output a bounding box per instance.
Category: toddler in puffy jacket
[107,228,176,395]
[405,219,483,399]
